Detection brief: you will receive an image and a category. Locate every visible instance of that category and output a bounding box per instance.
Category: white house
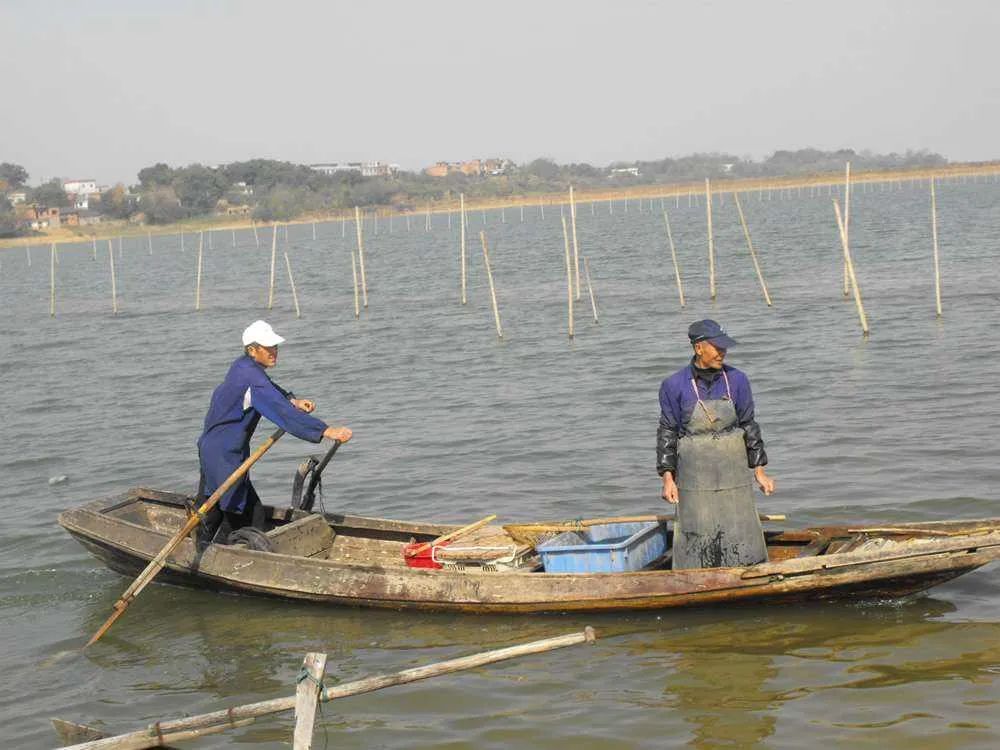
[63,178,100,209]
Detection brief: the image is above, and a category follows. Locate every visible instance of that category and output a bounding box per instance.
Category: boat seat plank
[266,514,335,557]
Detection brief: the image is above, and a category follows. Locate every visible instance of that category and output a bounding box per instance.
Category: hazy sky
[3,0,998,185]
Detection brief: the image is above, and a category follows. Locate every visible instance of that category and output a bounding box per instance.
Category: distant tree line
[0,148,953,236]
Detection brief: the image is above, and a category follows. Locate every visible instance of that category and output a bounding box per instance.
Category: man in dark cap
[656,320,775,569]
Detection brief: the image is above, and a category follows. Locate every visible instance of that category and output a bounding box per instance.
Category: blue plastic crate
[536,521,668,573]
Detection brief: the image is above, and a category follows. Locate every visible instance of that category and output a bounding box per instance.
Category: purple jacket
[656,362,767,476]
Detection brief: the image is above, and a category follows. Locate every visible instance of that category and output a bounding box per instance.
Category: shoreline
[3,162,999,251]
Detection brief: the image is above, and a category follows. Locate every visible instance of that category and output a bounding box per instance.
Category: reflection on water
[3,183,1000,746]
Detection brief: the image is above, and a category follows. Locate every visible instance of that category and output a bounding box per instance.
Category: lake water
[3,179,999,748]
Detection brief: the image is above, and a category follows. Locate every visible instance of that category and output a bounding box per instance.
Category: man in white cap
[195,320,352,548]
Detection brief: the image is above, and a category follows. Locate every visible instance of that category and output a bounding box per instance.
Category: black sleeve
[742,419,768,468]
[656,414,679,476]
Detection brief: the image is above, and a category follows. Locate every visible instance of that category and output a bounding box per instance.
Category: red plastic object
[402,540,450,569]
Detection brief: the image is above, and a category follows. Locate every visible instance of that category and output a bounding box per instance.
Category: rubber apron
[672,372,768,569]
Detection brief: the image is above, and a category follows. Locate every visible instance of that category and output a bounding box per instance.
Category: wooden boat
[58,486,1000,613]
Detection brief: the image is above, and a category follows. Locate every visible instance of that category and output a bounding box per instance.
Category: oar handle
[86,429,286,647]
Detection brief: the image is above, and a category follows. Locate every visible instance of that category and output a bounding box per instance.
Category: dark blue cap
[688,319,738,349]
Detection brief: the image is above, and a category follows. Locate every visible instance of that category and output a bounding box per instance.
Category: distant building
[309,161,399,178]
[610,166,640,177]
[15,204,62,230]
[64,178,100,209]
[5,191,26,205]
[424,158,512,178]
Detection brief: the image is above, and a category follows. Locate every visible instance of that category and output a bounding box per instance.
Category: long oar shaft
[86,429,286,647]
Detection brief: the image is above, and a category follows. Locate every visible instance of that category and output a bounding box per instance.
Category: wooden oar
[405,514,497,558]
[504,513,786,546]
[85,428,286,647]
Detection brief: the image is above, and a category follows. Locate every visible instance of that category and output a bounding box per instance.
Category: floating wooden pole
[833,199,869,336]
[663,209,685,308]
[195,232,204,311]
[583,256,599,323]
[931,178,942,317]
[49,243,56,317]
[60,629,596,750]
[479,231,503,339]
[354,206,368,307]
[733,193,773,306]
[252,221,260,248]
[284,252,301,318]
[570,185,581,300]
[108,239,118,315]
[350,250,360,319]
[705,178,716,300]
[460,193,467,305]
[843,162,851,298]
[561,214,574,339]
[293,652,327,750]
[267,223,278,309]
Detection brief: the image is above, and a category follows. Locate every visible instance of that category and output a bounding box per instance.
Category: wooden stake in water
[539,198,545,220]
[460,193,467,305]
[181,230,185,253]
[312,222,316,241]
[479,231,503,339]
[354,206,369,308]
[425,204,431,231]
[833,199,869,336]
[843,162,851,298]
[27,243,32,267]
[284,251,301,318]
[267,223,278,309]
[293,652,327,750]
[49,243,56,317]
[195,231,204,311]
[930,178,942,317]
[252,221,260,248]
[208,229,213,251]
[733,193,773,306]
[583,256,599,323]
[705,178,716,300]
[561,214,574,339]
[232,228,236,248]
[663,210,685,308]
[350,250,360,319]
[570,186,581,301]
[107,239,119,315]
[147,231,153,256]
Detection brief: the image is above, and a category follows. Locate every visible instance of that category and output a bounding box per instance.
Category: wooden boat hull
[59,489,1000,614]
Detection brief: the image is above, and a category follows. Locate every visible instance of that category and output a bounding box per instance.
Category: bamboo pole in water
[147,231,152,255]
[311,222,316,241]
[479,231,503,339]
[570,186,581,301]
[232,228,236,248]
[284,251,301,318]
[252,221,260,248]
[843,162,851,297]
[354,206,368,307]
[705,178,716,300]
[663,210,685,308]
[833,199,869,336]
[27,243,32,266]
[49,243,55,317]
[267,223,278,309]
[931,178,942,317]
[733,192,773,306]
[293,652,327,750]
[92,237,97,260]
[181,230,185,253]
[539,198,545,220]
[107,239,118,315]
[460,193,467,305]
[583,256,599,323]
[208,229,213,251]
[350,250,360,319]
[195,231,204,311]
[59,629,595,750]
[561,214,574,339]
[425,204,431,231]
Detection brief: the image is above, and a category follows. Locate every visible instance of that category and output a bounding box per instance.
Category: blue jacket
[656,362,767,475]
[198,355,328,512]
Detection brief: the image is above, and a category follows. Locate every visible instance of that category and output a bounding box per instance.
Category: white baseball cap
[242,320,286,347]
